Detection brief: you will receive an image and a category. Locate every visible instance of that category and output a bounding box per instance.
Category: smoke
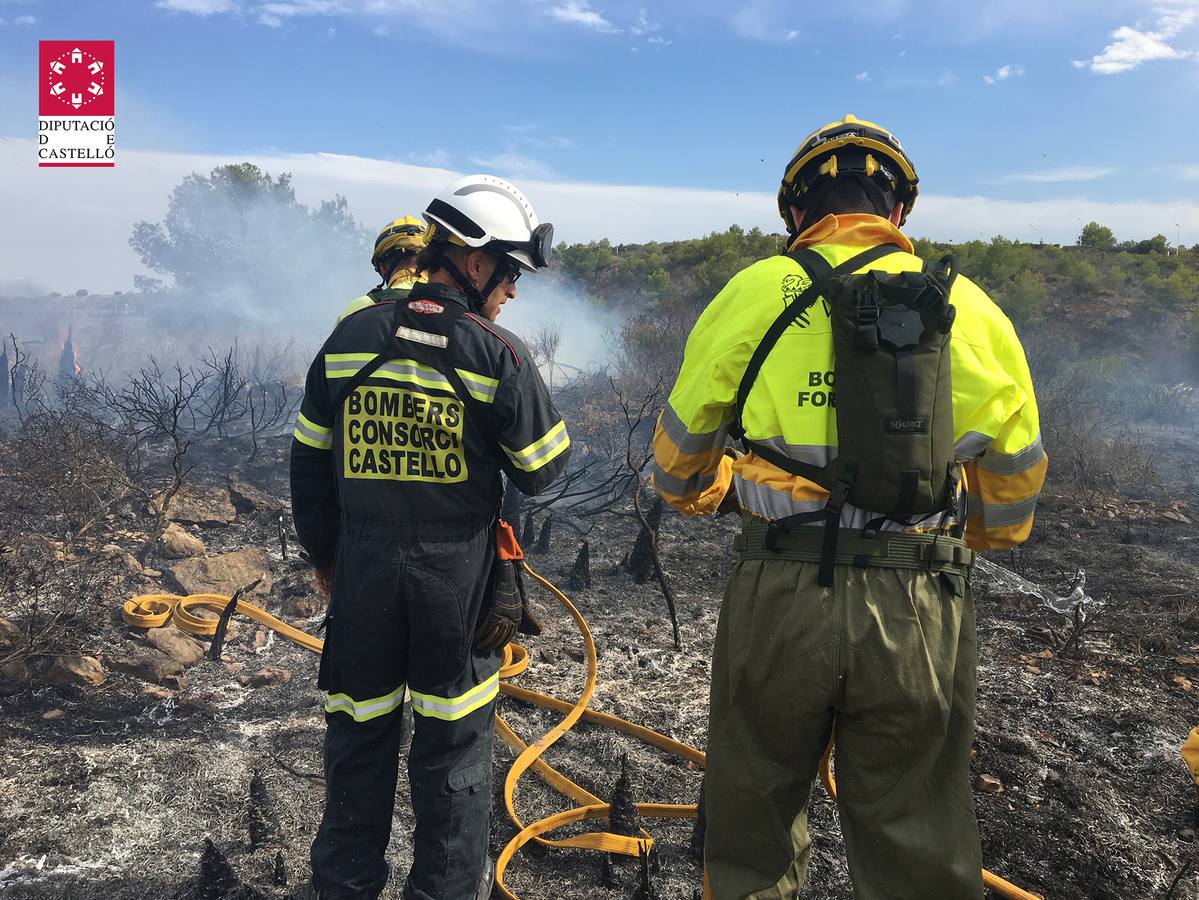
[498,277,626,376]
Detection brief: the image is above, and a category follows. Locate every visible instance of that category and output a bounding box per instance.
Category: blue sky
[2,0,1199,289]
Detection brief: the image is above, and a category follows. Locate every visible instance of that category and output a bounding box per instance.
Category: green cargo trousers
[703,528,983,900]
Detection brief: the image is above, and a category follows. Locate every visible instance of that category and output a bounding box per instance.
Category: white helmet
[423,174,554,272]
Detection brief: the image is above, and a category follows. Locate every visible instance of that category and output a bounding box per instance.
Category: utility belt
[734,520,973,589]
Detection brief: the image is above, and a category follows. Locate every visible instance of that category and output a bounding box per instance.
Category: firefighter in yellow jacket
[653,115,1046,900]
[335,215,429,325]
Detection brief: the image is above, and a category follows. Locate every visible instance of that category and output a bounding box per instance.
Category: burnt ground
[2,429,1199,900]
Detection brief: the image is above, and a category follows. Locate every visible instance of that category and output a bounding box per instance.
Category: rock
[241,666,292,688]
[150,486,237,527]
[42,709,64,720]
[565,646,585,663]
[1,658,31,683]
[1159,510,1192,524]
[159,522,205,559]
[108,648,185,684]
[144,626,205,667]
[1179,828,1196,843]
[974,773,1004,794]
[169,548,273,597]
[228,481,281,514]
[0,616,22,651]
[46,655,107,687]
[280,586,322,619]
[143,684,173,700]
[162,674,189,692]
[539,648,559,665]
[101,544,143,574]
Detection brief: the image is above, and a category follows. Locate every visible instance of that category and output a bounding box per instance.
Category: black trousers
[311,520,500,900]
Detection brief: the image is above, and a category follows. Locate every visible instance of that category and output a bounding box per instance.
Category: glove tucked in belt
[474,518,543,654]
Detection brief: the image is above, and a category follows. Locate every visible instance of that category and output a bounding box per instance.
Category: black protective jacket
[290,282,570,565]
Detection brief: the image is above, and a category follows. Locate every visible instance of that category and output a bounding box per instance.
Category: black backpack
[728,244,961,585]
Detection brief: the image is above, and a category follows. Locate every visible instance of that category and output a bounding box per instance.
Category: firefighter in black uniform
[290,173,570,900]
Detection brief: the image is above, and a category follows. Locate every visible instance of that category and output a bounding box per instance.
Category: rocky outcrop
[159,522,206,559]
[169,548,273,597]
[46,655,107,687]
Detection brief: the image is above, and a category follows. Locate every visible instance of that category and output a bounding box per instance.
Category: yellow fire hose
[122,564,1042,900]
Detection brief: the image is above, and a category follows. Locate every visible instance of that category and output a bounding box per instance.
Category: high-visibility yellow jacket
[651,213,1046,551]
[335,268,425,326]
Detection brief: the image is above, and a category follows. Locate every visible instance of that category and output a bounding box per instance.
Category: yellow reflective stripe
[501,420,570,472]
[410,673,499,721]
[294,412,333,450]
[325,355,456,393]
[323,684,406,722]
[454,368,499,403]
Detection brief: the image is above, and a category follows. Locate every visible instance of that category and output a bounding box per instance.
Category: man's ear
[889,202,904,226]
[464,249,485,280]
[790,205,805,233]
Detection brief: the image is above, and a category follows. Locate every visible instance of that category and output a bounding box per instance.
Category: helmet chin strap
[443,253,509,314]
[442,256,489,313]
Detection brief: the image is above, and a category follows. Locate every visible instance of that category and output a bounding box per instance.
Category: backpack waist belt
[734,521,973,577]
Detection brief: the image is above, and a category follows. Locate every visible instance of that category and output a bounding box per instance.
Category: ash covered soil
[2,432,1199,900]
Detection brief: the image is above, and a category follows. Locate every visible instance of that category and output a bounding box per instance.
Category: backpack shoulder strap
[329,300,473,415]
[731,242,904,432]
[729,242,904,481]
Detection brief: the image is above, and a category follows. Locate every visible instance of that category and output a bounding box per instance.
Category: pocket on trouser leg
[446,760,492,885]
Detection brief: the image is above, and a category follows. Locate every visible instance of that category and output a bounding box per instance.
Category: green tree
[130,163,367,299]
[1078,222,1116,250]
[995,269,1049,326]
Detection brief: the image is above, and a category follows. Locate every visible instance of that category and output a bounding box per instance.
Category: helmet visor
[490,222,555,271]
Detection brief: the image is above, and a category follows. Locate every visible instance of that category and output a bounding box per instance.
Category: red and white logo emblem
[38,41,116,168]
[408,299,445,315]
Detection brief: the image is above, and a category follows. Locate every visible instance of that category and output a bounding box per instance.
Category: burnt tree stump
[568,541,591,590]
[536,516,553,554]
[628,496,664,584]
[196,839,238,900]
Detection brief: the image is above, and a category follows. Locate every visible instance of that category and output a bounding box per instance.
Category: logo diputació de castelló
[38,41,115,167]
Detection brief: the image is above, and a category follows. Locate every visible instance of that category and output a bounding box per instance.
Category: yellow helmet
[371,215,427,268]
[778,114,919,235]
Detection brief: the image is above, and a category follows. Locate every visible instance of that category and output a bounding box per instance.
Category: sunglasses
[489,255,521,284]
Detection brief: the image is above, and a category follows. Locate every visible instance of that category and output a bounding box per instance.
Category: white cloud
[786,29,798,40]
[372,23,387,36]
[468,151,557,180]
[994,165,1119,184]
[13,12,33,23]
[0,18,7,25]
[855,70,870,81]
[256,0,345,27]
[1074,3,1197,74]
[982,63,1024,83]
[547,0,619,33]
[630,8,659,35]
[647,35,670,45]
[4,138,1199,294]
[155,0,238,13]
